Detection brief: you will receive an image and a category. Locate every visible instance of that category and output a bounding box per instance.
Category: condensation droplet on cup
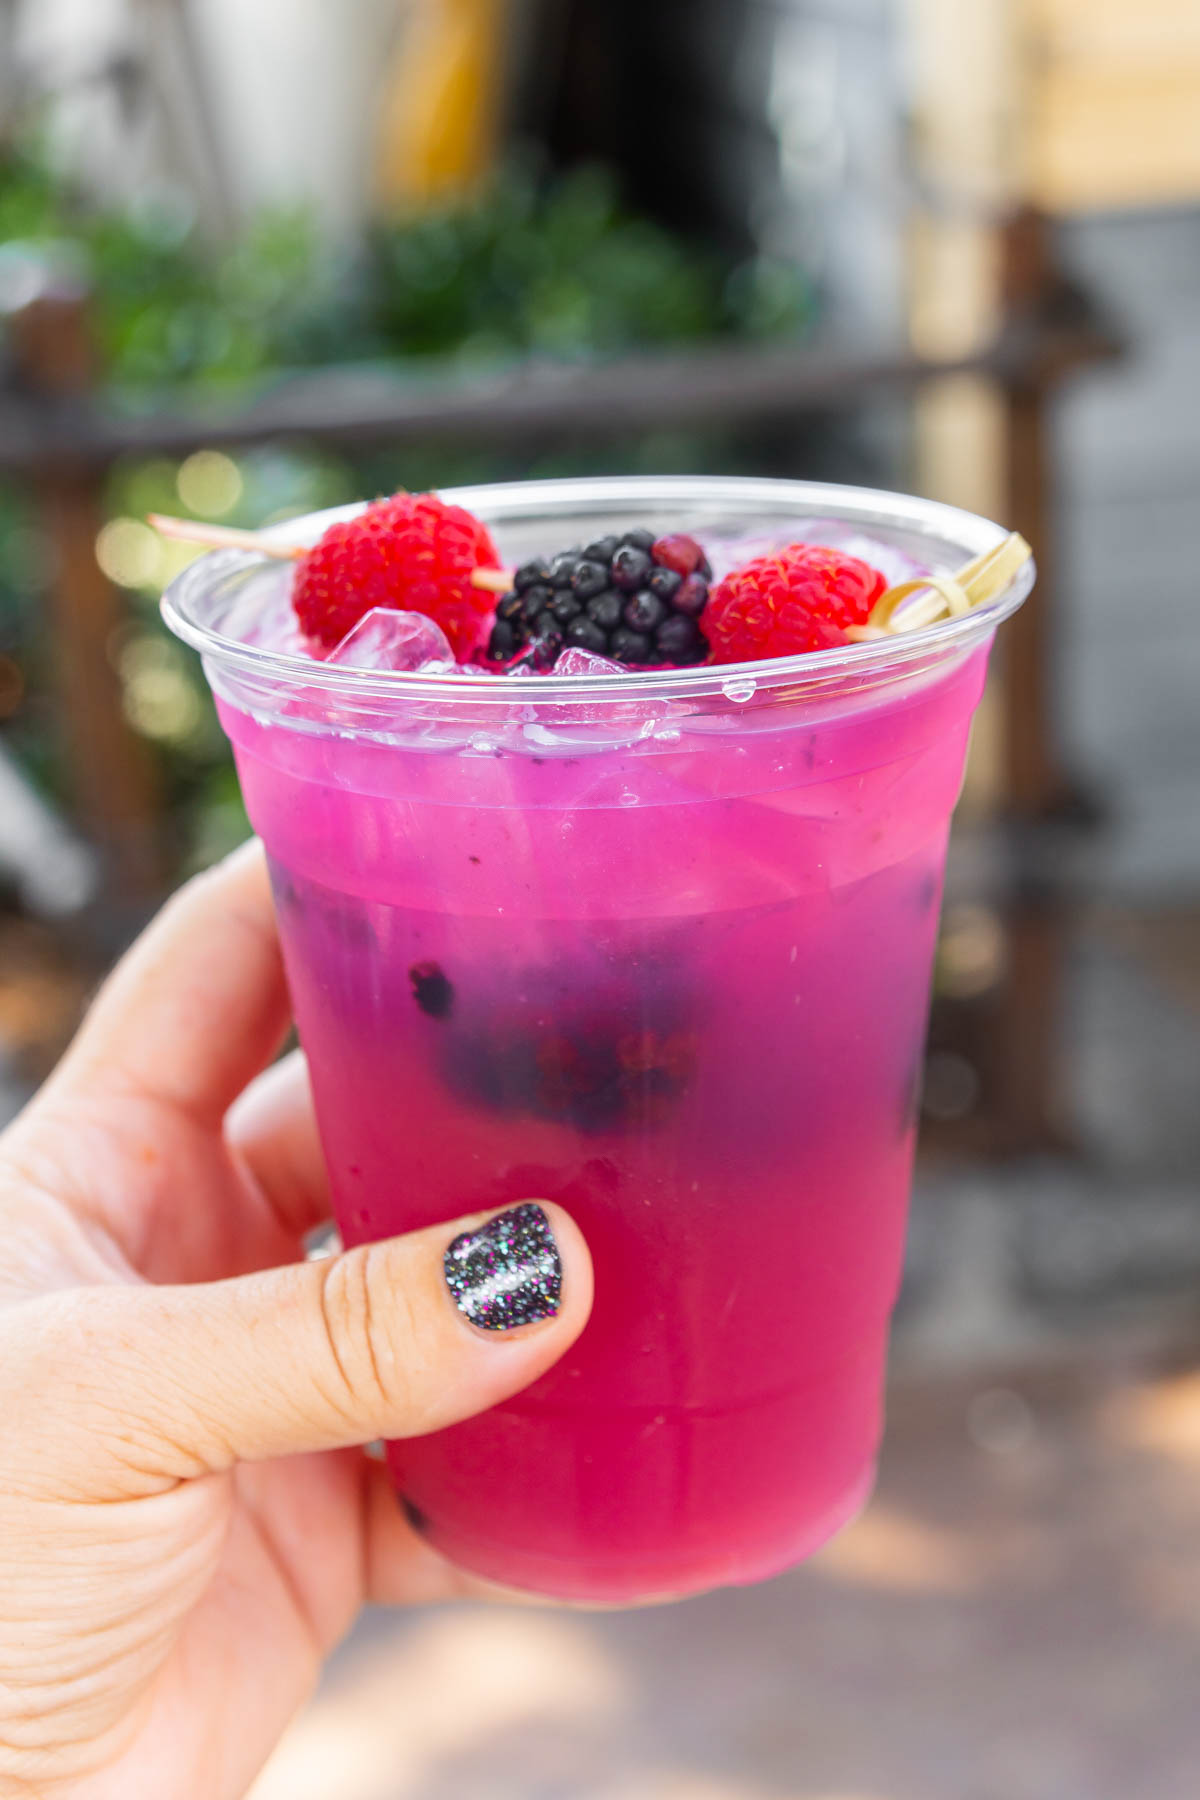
[618,789,639,807]
[722,676,756,704]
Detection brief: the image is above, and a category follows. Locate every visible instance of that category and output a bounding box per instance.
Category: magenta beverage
[164,477,1032,1603]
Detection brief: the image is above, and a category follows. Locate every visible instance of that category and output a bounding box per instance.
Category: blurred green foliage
[0,137,811,875]
[1,140,808,388]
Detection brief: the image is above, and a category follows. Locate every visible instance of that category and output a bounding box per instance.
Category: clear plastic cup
[163,476,1033,1603]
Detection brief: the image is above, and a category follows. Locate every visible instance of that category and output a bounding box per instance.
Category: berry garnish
[652,534,711,579]
[489,530,711,669]
[705,543,887,663]
[611,545,653,592]
[292,491,502,657]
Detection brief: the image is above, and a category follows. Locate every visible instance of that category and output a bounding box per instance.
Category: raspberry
[292,492,501,657]
[705,543,886,664]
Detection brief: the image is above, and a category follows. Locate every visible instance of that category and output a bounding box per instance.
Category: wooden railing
[0,209,1122,1154]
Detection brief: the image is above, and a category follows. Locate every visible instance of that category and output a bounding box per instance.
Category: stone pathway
[250,1354,1200,1800]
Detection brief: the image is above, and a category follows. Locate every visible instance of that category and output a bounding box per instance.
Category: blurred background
[2,0,1198,1794]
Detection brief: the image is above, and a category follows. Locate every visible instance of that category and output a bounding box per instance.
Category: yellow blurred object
[118,636,205,748]
[377,0,509,204]
[176,450,244,520]
[95,518,164,591]
[1022,0,1200,211]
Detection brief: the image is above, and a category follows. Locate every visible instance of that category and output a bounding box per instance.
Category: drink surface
[219,573,988,1600]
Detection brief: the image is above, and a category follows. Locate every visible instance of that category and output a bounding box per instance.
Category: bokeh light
[937,902,1007,998]
[95,517,164,590]
[176,449,244,518]
[118,635,204,746]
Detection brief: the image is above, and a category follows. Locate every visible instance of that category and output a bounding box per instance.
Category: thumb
[22,1203,591,1497]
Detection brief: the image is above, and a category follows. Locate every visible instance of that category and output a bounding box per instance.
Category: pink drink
[164,477,1031,1603]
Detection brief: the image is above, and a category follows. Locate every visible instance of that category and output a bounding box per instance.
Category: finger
[51,839,290,1126]
[26,1203,592,1497]
[225,1049,331,1242]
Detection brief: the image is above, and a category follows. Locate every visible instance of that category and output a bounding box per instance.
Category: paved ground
[249,1352,1200,1800]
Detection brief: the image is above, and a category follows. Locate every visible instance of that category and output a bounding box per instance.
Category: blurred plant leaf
[0,136,812,872]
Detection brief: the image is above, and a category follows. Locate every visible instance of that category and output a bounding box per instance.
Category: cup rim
[161,474,1034,705]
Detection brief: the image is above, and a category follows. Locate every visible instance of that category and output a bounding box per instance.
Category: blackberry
[530,623,564,667]
[505,618,564,670]
[674,573,709,617]
[488,618,517,660]
[652,533,708,579]
[622,590,667,634]
[487,529,712,669]
[409,961,454,1019]
[585,590,623,630]
[440,963,698,1134]
[570,559,610,600]
[647,565,682,602]
[522,583,554,618]
[611,626,652,663]
[548,549,581,587]
[655,614,703,661]
[566,616,609,654]
[547,591,582,625]
[513,557,552,593]
[400,1496,431,1536]
[611,545,653,592]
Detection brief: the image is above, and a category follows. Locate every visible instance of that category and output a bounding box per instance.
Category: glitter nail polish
[443,1203,563,1331]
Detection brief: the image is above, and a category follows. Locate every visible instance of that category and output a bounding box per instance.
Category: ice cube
[326,607,454,671]
[552,647,626,678]
[221,563,299,649]
[802,521,925,588]
[703,523,926,590]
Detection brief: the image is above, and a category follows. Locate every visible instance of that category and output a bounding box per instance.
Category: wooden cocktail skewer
[464,566,511,593]
[845,531,1032,640]
[148,513,512,590]
[147,515,1030,632]
[148,514,306,561]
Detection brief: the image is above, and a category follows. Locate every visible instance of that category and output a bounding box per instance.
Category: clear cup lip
[161,474,1034,705]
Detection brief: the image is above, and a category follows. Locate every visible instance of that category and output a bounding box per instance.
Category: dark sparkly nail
[443,1203,563,1331]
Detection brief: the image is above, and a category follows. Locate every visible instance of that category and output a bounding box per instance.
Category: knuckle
[314,1245,420,1426]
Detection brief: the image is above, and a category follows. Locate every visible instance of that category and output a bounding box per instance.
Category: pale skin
[0,843,593,1799]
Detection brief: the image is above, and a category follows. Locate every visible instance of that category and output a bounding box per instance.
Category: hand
[0,843,592,1800]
